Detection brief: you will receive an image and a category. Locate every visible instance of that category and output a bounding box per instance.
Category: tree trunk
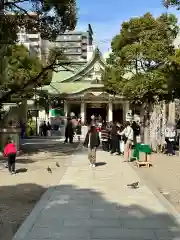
[149,102,167,152]
[140,103,151,145]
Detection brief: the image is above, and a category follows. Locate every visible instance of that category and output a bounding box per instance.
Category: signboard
[50,108,64,117]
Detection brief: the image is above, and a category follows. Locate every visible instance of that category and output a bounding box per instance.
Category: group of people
[83,121,141,167]
[101,121,140,154]
[39,121,51,136]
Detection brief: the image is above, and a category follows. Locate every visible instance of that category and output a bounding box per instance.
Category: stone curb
[12,144,80,240]
[129,162,180,227]
[12,186,55,240]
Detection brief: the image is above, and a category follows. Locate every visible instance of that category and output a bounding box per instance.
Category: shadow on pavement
[0,182,179,240]
[95,162,107,167]
[0,183,46,240]
[15,168,28,174]
[17,139,81,164]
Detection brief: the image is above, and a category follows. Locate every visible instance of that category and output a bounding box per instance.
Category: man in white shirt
[165,122,176,155]
[119,122,134,161]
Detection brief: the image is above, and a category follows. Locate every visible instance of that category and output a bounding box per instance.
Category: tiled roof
[43,83,103,95]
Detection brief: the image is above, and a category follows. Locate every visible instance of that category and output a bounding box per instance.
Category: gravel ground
[0,141,79,240]
[131,153,180,212]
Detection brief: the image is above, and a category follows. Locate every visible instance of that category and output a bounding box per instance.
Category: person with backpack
[83,125,100,167]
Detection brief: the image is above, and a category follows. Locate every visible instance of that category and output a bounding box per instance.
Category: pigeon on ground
[127,181,139,189]
[47,166,52,173]
[56,162,60,167]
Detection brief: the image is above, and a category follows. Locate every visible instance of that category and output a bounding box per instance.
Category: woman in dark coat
[64,118,74,143]
[76,118,82,141]
[110,123,120,155]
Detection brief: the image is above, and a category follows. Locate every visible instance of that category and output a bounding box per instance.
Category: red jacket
[4,143,17,156]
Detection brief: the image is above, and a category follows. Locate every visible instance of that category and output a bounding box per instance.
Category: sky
[76,0,180,54]
[19,0,180,54]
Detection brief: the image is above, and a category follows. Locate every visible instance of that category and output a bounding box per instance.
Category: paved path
[13,149,180,240]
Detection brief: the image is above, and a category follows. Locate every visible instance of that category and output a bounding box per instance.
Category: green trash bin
[131,143,152,161]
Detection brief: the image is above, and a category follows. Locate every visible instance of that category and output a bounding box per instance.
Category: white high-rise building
[17,27,41,59]
[6,12,42,59]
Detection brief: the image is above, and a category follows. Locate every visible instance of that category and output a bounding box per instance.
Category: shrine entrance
[86,103,107,124]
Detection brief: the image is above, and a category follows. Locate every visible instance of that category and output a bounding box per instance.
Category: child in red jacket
[4,138,17,174]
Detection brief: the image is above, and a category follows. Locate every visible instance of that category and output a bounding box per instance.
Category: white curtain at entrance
[64,101,68,116]
[80,102,85,124]
[108,102,113,122]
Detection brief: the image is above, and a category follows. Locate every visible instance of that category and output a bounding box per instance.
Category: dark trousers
[165,138,174,155]
[109,139,112,151]
[111,136,120,154]
[7,153,16,173]
[102,141,109,151]
[65,135,73,143]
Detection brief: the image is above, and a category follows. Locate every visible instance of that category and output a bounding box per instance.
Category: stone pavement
[13,149,180,240]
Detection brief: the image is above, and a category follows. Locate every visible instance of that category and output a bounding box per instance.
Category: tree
[102,13,179,142]
[1,0,77,43]
[0,0,77,103]
[0,44,67,103]
[164,0,180,9]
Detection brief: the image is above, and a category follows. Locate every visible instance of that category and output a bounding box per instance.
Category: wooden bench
[136,161,153,168]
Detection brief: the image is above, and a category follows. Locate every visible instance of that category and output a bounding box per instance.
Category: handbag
[122,134,128,143]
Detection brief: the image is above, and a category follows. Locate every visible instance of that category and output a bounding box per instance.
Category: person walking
[42,121,47,137]
[4,138,17,174]
[64,118,74,143]
[76,118,82,142]
[165,122,176,156]
[47,122,51,137]
[119,121,133,161]
[83,125,100,167]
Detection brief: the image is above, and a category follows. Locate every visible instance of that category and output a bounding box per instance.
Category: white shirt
[120,126,134,141]
[88,133,91,148]
[165,127,176,138]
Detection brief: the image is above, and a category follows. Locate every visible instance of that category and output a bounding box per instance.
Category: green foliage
[0,45,48,100]
[103,13,179,104]
[163,0,180,9]
[26,119,36,136]
[0,0,77,104]
[1,0,77,43]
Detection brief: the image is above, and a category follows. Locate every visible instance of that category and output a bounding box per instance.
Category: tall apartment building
[18,26,41,59]
[6,12,42,59]
[51,24,94,62]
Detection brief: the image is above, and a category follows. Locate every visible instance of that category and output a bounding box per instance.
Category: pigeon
[127,181,139,189]
[47,166,52,173]
[56,162,60,167]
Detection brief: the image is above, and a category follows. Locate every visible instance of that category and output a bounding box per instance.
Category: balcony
[30,41,40,46]
[27,34,39,39]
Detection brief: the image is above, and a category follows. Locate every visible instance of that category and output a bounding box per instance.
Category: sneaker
[92,164,96,168]
[89,164,93,167]
[12,171,16,174]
